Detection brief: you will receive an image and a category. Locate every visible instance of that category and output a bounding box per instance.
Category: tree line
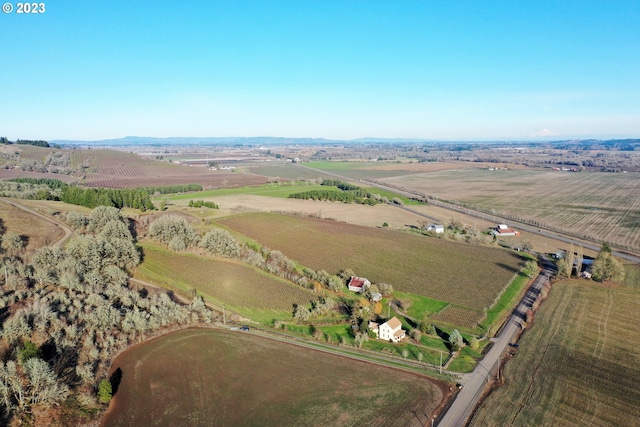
[188,199,219,209]
[0,137,50,147]
[4,179,210,211]
[143,184,203,194]
[61,186,156,211]
[288,179,383,205]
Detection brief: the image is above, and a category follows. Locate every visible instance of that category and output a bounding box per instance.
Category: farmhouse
[491,224,520,237]
[426,223,445,234]
[348,276,371,293]
[374,316,405,343]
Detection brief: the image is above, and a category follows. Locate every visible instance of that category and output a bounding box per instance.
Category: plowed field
[102,328,447,427]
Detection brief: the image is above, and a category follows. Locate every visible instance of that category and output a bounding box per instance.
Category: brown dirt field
[407,203,599,258]
[84,172,269,189]
[384,168,640,254]
[211,194,426,228]
[361,161,477,173]
[0,199,64,251]
[102,328,447,427]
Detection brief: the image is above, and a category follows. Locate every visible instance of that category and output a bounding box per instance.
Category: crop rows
[471,280,640,426]
[136,245,315,311]
[430,305,484,329]
[218,212,523,311]
[386,169,640,253]
[84,173,269,189]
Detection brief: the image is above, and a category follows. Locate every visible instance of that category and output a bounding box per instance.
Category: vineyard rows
[218,212,523,312]
[431,305,484,329]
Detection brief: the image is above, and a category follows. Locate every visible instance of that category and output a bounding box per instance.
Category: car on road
[508,342,520,348]
[239,325,250,331]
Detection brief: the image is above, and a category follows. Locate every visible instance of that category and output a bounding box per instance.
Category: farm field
[217,212,525,329]
[175,194,426,230]
[163,182,336,201]
[246,162,336,180]
[470,279,640,426]
[72,149,270,189]
[0,198,64,251]
[134,243,316,321]
[383,168,640,255]
[101,328,447,427]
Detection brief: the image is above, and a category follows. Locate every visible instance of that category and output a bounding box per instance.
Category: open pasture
[384,168,640,254]
[471,279,640,426]
[183,194,426,229]
[164,182,335,201]
[217,212,524,313]
[102,328,447,427]
[134,244,315,317]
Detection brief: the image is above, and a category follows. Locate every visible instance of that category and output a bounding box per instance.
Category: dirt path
[0,198,73,248]
[128,277,191,305]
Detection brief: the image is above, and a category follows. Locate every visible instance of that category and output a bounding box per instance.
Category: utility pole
[223,304,226,325]
[388,301,391,318]
[440,350,442,374]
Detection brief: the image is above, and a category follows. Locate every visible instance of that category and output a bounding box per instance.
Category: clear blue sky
[1,0,639,141]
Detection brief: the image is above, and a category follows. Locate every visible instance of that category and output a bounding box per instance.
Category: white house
[377,316,405,343]
[348,276,371,293]
[426,223,445,234]
[491,224,520,237]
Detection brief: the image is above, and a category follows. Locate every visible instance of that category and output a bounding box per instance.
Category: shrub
[98,378,112,404]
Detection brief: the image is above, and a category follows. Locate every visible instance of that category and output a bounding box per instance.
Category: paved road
[0,198,73,248]
[437,268,551,427]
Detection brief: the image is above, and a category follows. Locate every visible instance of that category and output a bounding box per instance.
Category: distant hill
[50,136,640,149]
[51,136,345,147]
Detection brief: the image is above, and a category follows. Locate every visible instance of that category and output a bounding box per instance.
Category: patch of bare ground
[211,194,427,228]
[0,198,65,251]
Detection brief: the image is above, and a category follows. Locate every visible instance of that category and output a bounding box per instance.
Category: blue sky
[1,0,639,141]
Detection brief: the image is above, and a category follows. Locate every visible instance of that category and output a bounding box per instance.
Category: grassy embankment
[133,243,316,323]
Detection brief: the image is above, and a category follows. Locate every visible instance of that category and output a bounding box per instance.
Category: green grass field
[217,212,525,332]
[159,182,335,201]
[134,243,316,322]
[102,328,447,427]
[305,161,420,179]
[470,279,640,426]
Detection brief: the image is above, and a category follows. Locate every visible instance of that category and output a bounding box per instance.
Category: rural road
[0,198,73,248]
[437,267,551,427]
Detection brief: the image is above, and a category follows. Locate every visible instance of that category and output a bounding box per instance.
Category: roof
[384,316,402,330]
[348,276,368,288]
